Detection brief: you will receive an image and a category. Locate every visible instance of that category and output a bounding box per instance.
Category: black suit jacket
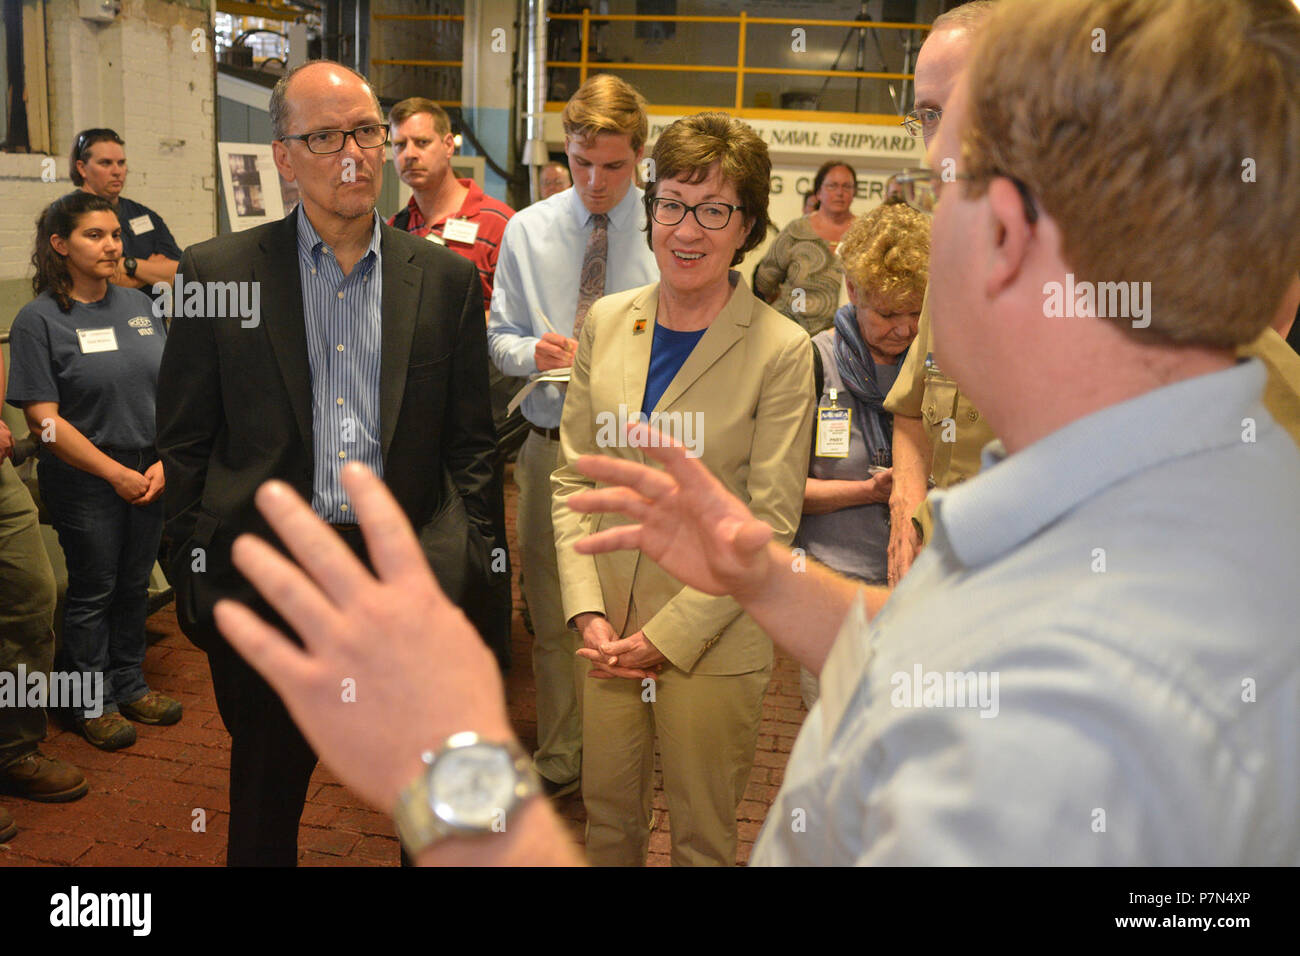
[156,208,500,654]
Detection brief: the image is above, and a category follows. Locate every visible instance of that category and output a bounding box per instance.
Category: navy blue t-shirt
[641,321,707,417]
[5,286,165,454]
[108,194,182,263]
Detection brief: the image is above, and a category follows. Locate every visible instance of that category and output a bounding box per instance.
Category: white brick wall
[0,0,215,282]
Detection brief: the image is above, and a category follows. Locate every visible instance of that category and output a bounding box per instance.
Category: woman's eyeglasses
[649,198,744,230]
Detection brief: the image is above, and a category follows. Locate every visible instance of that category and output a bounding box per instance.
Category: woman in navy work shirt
[6,191,183,751]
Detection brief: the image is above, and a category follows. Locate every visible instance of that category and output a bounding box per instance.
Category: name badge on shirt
[128,214,154,234]
[442,218,479,245]
[77,327,119,354]
[816,405,852,458]
[425,231,446,245]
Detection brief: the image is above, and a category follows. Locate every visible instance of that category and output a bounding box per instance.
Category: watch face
[429,743,519,830]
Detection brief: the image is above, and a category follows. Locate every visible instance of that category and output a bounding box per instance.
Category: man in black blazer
[156,60,499,866]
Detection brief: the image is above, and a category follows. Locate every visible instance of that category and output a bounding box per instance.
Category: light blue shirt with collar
[297,208,385,521]
[487,184,659,429]
[752,359,1300,865]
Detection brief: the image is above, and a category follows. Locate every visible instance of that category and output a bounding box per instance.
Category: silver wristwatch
[393,732,541,857]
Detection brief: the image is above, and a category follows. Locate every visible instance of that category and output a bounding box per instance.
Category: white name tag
[129,214,154,234]
[442,218,479,245]
[424,231,446,245]
[815,406,852,458]
[77,327,119,354]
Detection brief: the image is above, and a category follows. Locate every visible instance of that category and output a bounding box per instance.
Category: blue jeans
[39,449,163,715]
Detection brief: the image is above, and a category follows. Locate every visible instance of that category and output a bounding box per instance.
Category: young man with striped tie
[487,74,658,800]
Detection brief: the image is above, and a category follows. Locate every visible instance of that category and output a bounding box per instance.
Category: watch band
[393,732,540,858]
[123,257,138,277]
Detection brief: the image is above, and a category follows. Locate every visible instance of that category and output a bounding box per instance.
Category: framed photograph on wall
[217,142,288,231]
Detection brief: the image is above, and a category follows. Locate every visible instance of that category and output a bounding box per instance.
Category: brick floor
[0,464,806,867]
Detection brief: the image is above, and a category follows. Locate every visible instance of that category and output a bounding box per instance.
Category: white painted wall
[0,0,215,285]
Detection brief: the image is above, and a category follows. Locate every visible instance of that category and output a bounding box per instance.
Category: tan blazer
[552,277,815,677]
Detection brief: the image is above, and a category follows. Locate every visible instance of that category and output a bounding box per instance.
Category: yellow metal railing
[215,1,308,24]
[369,13,465,108]
[547,11,927,126]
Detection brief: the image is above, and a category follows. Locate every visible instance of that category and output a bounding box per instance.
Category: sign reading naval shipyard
[543,112,924,166]
[651,119,921,160]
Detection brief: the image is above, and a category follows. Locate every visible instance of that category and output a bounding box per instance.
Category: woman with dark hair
[551,111,815,866]
[754,160,858,335]
[4,191,181,751]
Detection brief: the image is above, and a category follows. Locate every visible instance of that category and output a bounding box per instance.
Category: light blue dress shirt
[487,185,659,428]
[753,359,1300,865]
[297,209,384,521]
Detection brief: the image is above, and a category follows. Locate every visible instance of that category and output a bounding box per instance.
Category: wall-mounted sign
[217,142,299,232]
[544,111,923,165]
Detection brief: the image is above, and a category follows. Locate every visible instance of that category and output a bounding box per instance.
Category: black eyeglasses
[650,198,744,230]
[281,124,390,155]
[891,167,1039,224]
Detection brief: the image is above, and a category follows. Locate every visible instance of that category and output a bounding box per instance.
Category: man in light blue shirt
[488,75,658,796]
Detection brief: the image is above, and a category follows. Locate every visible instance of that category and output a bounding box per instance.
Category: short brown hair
[643,111,770,267]
[962,0,1300,347]
[839,203,930,308]
[562,74,649,152]
[389,97,452,136]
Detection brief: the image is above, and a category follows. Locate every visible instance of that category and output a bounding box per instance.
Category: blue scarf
[831,303,909,465]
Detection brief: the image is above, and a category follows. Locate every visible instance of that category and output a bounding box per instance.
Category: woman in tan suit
[551,112,815,866]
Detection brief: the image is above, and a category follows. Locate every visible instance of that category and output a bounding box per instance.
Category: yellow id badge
[816,406,852,458]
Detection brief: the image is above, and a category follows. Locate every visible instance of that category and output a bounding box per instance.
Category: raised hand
[568,422,776,603]
[213,463,512,812]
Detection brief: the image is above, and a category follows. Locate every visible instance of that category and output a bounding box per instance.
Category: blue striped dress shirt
[297,210,384,521]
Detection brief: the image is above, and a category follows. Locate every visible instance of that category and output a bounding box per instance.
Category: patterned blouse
[753,215,845,335]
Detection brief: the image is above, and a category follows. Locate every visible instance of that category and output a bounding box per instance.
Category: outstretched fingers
[566,486,652,522]
[214,598,321,695]
[573,522,646,556]
[229,532,344,651]
[573,453,677,500]
[341,463,444,596]
[253,479,372,604]
[623,423,723,497]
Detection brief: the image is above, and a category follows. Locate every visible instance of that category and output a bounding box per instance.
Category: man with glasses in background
[884,0,1300,586]
[156,60,498,866]
[882,1,998,587]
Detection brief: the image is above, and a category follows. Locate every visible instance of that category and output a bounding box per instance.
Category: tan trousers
[582,597,771,866]
[516,430,584,785]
